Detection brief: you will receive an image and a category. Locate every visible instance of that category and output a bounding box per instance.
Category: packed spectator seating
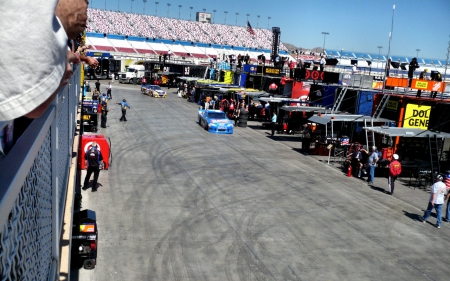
[86,9,291,63]
[125,13,157,38]
[87,8,117,34]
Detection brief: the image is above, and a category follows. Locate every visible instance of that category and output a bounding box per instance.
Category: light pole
[416,48,420,59]
[131,0,134,13]
[224,11,228,24]
[213,10,217,23]
[382,5,396,96]
[321,32,329,53]
[246,14,250,24]
[235,13,239,25]
[267,16,271,28]
[118,0,120,11]
[190,7,193,20]
[178,5,182,19]
[143,0,147,14]
[441,38,450,100]
[104,0,106,10]
[167,3,170,17]
[155,2,159,16]
[257,15,260,28]
[377,46,383,71]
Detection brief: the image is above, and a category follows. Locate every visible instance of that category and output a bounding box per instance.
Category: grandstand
[325,49,449,76]
[86,8,290,61]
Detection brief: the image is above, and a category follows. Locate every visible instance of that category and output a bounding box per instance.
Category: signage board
[403,103,431,129]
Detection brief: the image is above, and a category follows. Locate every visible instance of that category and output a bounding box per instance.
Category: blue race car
[198,109,234,134]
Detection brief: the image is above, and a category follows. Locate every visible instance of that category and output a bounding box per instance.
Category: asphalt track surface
[72,83,450,281]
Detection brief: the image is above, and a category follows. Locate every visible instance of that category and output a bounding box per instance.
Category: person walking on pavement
[367,146,379,184]
[82,142,105,192]
[116,99,131,121]
[387,154,402,195]
[421,174,447,228]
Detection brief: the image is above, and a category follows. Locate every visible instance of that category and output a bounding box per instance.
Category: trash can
[71,209,98,269]
[78,133,111,170]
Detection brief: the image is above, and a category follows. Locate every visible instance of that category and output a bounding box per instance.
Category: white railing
[0,66,80,280]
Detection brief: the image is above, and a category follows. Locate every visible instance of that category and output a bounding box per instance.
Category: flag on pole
[247,21,255,35]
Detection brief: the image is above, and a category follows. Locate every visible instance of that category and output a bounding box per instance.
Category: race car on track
[198,109,234,134]
[141,85,167,98]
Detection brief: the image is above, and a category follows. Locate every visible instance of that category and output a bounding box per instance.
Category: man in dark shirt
[408,57,419,87]
[82,142,105,191]
[95,80,101,92]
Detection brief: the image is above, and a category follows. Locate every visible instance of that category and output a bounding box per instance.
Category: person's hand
[85,56,99,68]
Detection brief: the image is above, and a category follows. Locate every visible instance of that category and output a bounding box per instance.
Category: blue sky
[92,0,450,60]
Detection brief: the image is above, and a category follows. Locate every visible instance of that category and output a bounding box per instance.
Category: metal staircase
[428,134,442,177]
[364,119,375,150]
[373,93,390,119]
[331,87,348,113]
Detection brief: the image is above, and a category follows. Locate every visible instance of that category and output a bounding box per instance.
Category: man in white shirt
[319,56,326,71]
[352,64,358,75]
[421,174,447,228]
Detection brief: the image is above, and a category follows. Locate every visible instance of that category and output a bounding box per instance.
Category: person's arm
[80,55,99,68]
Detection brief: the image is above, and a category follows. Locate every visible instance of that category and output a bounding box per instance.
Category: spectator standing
[271,112,277,136]
[416,69,428,98]
[106,82,112,99]
[421,174,446,229]
[238,103,248,128]
[95,79,101,92]
[387,154,402,195]
[352,64,358,75]
[269,82,278,96]
[301,124,311,153]
[82,142,105,192]
[430,72,442,98]
[319,56,326,72]
[116,99,131,122]
[367,146,379,184]
[92,88,100,100]
[85,81,91,92]
[385,59,391,77]
[408,57,419,87]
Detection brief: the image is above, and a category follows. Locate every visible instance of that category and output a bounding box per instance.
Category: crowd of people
[86,8,288,51]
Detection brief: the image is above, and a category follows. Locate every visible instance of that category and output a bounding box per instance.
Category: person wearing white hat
[421,174,446,229]
[387,154,402,195]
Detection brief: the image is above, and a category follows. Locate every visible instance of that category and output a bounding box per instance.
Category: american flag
[247,21,255,36]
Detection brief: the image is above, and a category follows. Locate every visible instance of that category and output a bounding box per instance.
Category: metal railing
[0,66,80,280]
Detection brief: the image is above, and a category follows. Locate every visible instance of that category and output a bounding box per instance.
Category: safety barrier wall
[0,66,80,280]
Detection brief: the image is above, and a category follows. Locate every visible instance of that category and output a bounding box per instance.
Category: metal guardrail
[0,66,80,280]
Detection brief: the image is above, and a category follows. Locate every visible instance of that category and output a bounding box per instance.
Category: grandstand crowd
[87,8,288,51]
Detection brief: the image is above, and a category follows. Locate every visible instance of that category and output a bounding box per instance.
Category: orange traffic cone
[347,165,352,177]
